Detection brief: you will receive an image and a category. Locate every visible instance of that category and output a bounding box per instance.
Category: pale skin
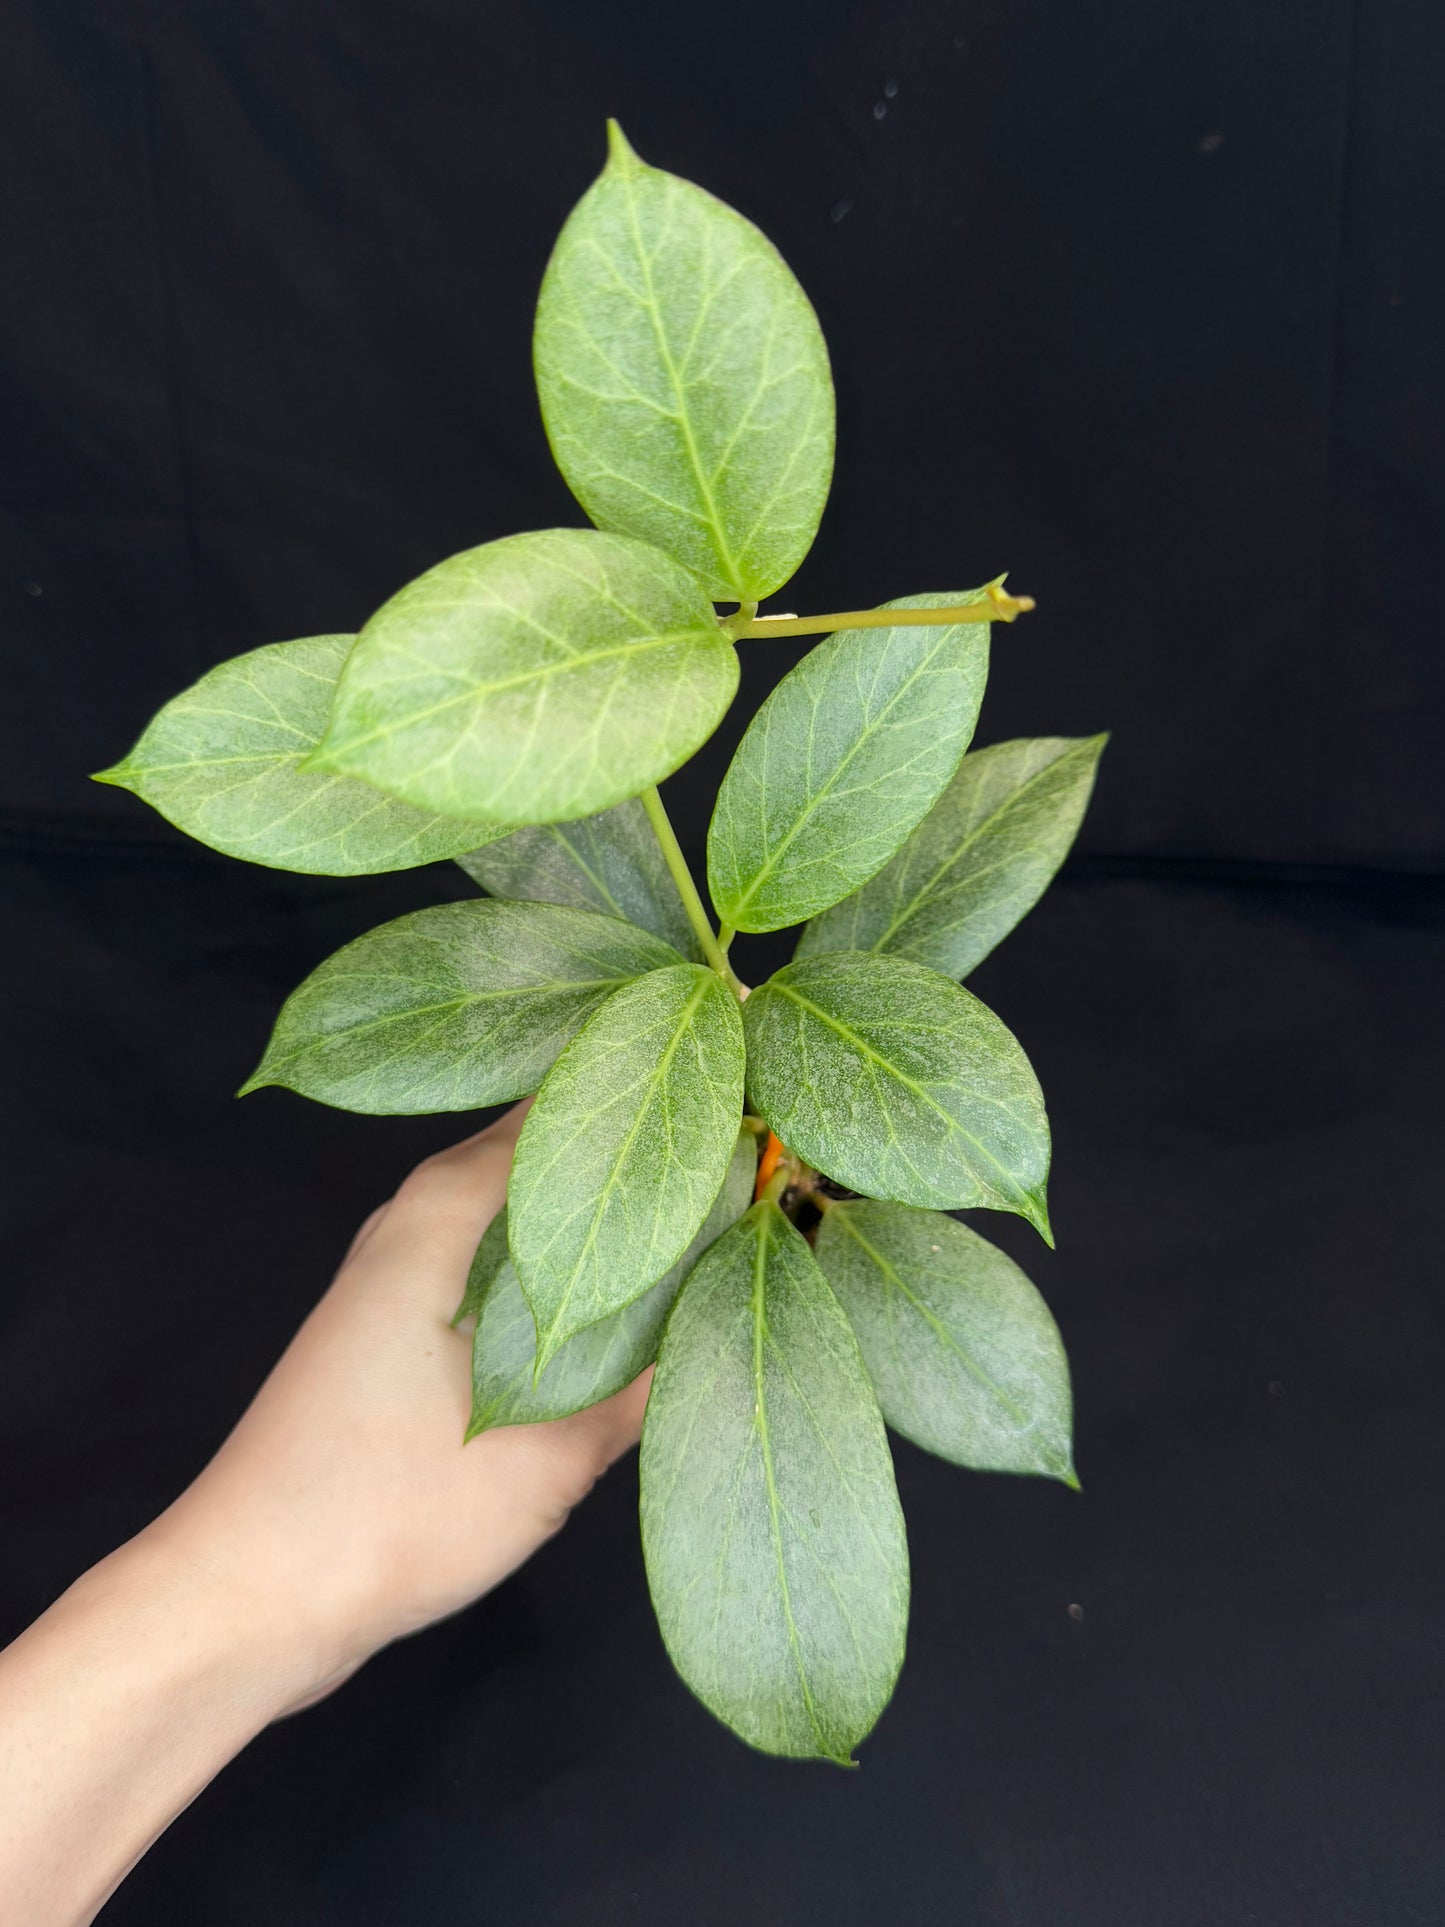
[0,1102,650,1927]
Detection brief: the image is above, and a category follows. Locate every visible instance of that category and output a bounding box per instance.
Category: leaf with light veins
[312,529,737,825]
[742,951,1052,1235]
[797,735,1107,977]
[814,1201,1076,1483]
[463,1129,757,1435]
[708,591,992,932]
[240,899,682,1114]
[508,962,746,1368]
[93,634,508,874]
[640,1200,909,1761]
[535,121,834,601]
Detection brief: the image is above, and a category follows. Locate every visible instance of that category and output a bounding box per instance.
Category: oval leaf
[241,899,681,1114]
[508,962,745,1367]
[708,592,992,932]
[534,121,834,602]
[463,1130,757,1435]
[641,1200,909,1762]
[457,797,701,960]
[814,1201,1076,1483]
[93,634,507,874]
[742,952,1052,1234]
[797,735,1107,976]
[313,529,738,824]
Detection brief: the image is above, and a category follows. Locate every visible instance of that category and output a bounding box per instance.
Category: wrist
[108,1515,353,1722]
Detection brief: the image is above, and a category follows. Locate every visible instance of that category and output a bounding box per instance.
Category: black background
[2,3,1442,1922]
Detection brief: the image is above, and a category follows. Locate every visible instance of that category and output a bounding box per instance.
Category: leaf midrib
[545,823,628,921]
[264,976,636,1075]
[750,1211,838,1762]
[535,972,716,1358]
[121,747,312,778]
[828,1211,1030,1428]
[327,626,715,757]
[619,167,745,596]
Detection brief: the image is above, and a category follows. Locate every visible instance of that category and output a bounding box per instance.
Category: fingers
[562,1367,654,1473]
[498,1366,655,1529]
[416,1096,532,1167]
[341,1201,392,1266]
[595,1366,653,1459]
[343,1101,533,1291]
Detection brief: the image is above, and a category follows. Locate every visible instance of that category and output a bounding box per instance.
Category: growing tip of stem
[754,1130,787,1201]
[985,575,1036,623]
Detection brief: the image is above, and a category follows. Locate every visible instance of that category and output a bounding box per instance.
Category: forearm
[0,1528,322,1927]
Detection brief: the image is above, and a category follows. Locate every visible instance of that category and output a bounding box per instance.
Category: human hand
[149,1099,651,1707]
[0,1104,649,1926]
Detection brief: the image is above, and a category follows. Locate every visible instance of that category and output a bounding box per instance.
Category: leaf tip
[605,118,642,170]
[234,1068,272,1098]
[1023,1189,1055,1248]
[90,763,133,791]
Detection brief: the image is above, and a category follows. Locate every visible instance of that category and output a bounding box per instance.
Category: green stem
[639,786,738,990]
[731,583,1034,641]
[759,1162,792,1206]
[716,922,737,956]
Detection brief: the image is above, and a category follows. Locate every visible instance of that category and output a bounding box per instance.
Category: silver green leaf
[797,735,1107,976]
[534,121,834,602]
[707,592,992,932]
[311,529,738,824]
[814,1201,1076,1483]
[240,899,681,1114]
[463,1130,757,1435]
[457,797,701,961]
[640,1200,909,1763]
[508,962,746,1369]
[93,634,507,875]
[741,952,1052,1236]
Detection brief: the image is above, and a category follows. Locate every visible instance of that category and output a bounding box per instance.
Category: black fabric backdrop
[2,3,1442,1922]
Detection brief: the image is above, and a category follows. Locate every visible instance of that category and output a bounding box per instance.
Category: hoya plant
[96,123,1105,1764]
